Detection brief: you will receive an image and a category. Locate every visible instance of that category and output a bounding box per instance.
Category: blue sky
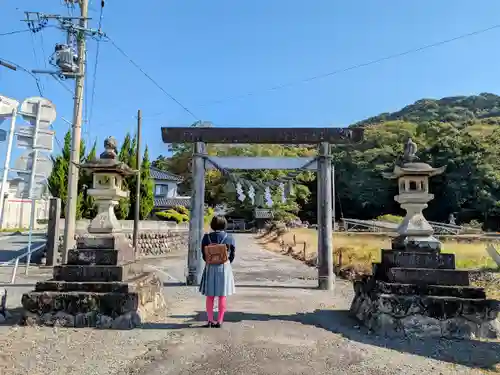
[2,0,500,162]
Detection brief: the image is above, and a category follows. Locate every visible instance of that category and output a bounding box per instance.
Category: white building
[0,177,50,229]
[150,167,191,209]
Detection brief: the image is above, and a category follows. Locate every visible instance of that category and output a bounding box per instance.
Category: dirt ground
[0,234,498,375]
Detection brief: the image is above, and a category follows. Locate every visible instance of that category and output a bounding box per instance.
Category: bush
[204,207,214,224]
[465,219,483,229]
[173,205,189,215]
[273,210,298,222]
[376,214,404,224]
[156,209,189,223]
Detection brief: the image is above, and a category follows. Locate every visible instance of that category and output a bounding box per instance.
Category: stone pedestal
[351,274,500,339]
[21,234,165,328]
[351,139,500,339]
[351,249,500,338]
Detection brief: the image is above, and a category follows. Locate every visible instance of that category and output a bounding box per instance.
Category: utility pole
[62,0,88,263]
[133,109,142,255]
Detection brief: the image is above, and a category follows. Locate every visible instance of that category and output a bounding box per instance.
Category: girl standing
[199,216,236,328]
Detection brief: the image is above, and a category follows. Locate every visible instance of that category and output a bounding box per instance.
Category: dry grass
[256,228,500,299]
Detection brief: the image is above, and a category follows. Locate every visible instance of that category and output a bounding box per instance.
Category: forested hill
[354,92,500,127]
[330,92,500,230]
[154,92,500,231]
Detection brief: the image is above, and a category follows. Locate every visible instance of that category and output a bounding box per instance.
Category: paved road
[0,234,498,375]
[0,233,46,263]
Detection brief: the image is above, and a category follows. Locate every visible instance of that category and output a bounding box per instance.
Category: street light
[0,59,17,71]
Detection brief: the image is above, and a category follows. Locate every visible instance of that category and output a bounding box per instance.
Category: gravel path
[0,234,498,375]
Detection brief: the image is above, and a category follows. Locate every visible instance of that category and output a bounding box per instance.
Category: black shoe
[202,322,215,328]
[213,322,222,328]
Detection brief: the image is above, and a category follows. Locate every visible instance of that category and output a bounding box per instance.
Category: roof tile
[154,197,191,208]
[150,167,183,182]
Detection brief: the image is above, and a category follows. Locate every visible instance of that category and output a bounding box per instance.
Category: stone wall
[58,219,189,232]
[54,223,188,263]
[123,230,188,257]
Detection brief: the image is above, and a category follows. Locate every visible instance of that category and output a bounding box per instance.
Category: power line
[38,32,49,71]
[0,57,44,96]
[0,29,30,37]
[87,0,105,143]
[105,36,200,121]
[83,49,89,140]
[198,23,500,107]
[0,57,64,152]
[28,31,45,94]
[53,75,74,95]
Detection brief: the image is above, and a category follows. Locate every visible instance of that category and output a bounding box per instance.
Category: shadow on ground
[0,250,24,263]
[0,307,24,325]
[145,309,500,371]
[162,282,316,290]
[0,242,46,263]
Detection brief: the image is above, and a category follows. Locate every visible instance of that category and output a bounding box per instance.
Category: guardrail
[0,242,46,284]
[341,218,473,235]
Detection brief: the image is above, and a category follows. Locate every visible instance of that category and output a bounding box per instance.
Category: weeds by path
[257,228,500,299]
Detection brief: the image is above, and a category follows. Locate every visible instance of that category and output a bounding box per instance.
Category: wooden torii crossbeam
[161,126,364,290]
[161,126,363,144]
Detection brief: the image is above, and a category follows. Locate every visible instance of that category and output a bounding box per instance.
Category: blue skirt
[199,262,236,297]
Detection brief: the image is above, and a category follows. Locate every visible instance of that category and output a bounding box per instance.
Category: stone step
[53,263,134,282]
[21,291,138,316]
[388,267,470,286]
[374,280,486,299]
[35,280,129,293]
[381,250,455,270]
[67,249,119,266]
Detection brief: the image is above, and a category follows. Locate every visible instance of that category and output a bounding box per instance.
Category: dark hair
[210,215,227,231]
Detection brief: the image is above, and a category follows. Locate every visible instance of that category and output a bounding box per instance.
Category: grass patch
[257,228,500,299]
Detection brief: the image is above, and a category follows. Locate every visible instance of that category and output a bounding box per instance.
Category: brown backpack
[203,233,228,265]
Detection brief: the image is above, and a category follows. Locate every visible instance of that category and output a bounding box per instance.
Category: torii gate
[161,127,363,290]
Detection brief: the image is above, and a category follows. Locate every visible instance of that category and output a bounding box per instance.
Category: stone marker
[350,139,500,339]
[20,137,166,329]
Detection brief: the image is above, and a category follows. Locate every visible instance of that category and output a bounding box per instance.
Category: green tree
[47,130,88,219]
[126,134,138,220]
[139,146,154,219]
[115,134,132,220]
[47,131,71,216]
[80,141,97,219]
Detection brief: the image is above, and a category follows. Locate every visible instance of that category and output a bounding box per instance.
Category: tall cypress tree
[47,131,71,217]
[115,134,131,220]
[127,134,138,220]
[47,130,87,218]
[80,140,97,219]
[139,146,154,219]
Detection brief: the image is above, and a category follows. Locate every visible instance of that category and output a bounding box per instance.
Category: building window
[155,185,163,196]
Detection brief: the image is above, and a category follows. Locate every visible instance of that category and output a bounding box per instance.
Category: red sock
[218,296,227,323]
[206,296,215,322]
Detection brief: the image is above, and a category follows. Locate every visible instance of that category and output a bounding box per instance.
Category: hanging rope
[203,155,318,194]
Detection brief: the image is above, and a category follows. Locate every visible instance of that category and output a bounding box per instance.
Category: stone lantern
[382,138,446,252]
[20,137,166,329]
[81,136,135,233]
[349,138,500,339]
